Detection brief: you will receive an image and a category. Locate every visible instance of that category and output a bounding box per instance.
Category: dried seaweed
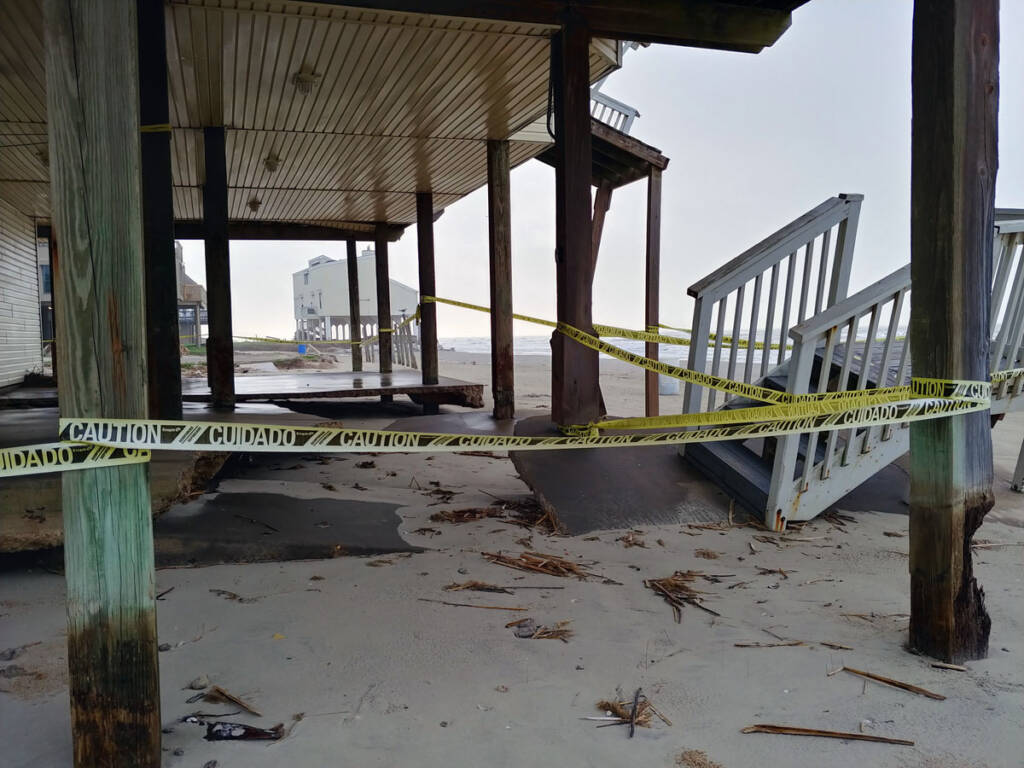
[644,571,719,622]
[482,551,603,580]
[444,580,513,595]
[430,507,504,524]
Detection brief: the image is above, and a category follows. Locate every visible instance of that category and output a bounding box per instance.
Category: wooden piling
[375,228,394,401]
[908,0,998,662]
[203,126,234,409]
[417,192,440,413]
[645,168,662,418]
[43,0,161,762]
[138,0,181,420]
[550,11,601,427]
[487,140,515,420]
[346,240,363,372]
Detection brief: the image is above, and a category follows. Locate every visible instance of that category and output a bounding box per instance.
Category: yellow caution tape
[0,442,149,477]
[3,295,1013,478]
[140,123,172,133]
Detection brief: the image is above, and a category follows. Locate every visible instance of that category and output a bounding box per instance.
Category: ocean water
[439,334,758,366]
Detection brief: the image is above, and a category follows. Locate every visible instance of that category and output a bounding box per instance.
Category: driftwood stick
[841,666,946,700]
[741,724,913,746]
[417,598,527,611]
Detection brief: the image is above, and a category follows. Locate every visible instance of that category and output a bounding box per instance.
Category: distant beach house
[292,247,418,341]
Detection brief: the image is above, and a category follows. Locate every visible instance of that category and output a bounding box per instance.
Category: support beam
[375,227,393,396]
[138,0,181,420]
[43,0,161,763]
[416,192,439,413]
[908,0,998,662]
[346,240,363,372]
[172,219,405,242]
[590,179,613,277]
[310,1,796,52]
[645,168,662,418]
[203,127,234,409]
[551,11,601,427]
[487,140,515,420]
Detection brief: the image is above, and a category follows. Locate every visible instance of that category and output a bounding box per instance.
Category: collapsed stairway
[680,197,1024,530]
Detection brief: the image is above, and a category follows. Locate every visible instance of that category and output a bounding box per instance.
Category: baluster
[726,284,745,399]
[820,317,857,478]
[798,242,813,322]
[761,263,780,377]
[708,298,727,411]
[990,232,1015,329]
[801,326,838,491]
[683,296,713,417]
[778,253,797,366]
[843,305,880,465]
[744,274,762,383]
[884,329,912,441]
[814,227,831,315]
[992,239,1024,370]
[862,290,906,450]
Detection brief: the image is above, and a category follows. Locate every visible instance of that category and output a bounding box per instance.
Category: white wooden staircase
[681,200,1024,530]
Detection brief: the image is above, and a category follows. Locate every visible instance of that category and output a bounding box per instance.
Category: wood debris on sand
[417,597,526,611]
[588,689,671,734]
[444,580,513,594]
[835,666,946,700]
[644,571,720,622]
[482,551,605,580]
[741,723,912,746]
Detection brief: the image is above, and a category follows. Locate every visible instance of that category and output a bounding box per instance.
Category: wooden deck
[181,371,484,407]
[0,372,485,409]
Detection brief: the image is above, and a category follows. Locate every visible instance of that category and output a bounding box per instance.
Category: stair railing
[590,90,639,134]
[992,217,1024,382]
[766,266,913,529]
[682,194,864,419]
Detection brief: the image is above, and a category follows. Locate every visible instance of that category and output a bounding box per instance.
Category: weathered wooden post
[375,228,393,400]
[909,0,998,662]
[44,0,161,762]
[417,192,440,413]
[138,0,181,420]
[550,10,600,427]
[347,240,363,372]
[487,140,515,420]
[203,126,235,409]
[645,168,662,418]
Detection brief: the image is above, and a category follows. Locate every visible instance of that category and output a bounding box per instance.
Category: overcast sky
[181,0,1024,340]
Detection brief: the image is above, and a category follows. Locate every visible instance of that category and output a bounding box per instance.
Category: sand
[2,349,1024,768]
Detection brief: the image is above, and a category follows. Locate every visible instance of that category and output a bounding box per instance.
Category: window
[318,291,323,308]
[304,272,309,285]
[39,264,52,295]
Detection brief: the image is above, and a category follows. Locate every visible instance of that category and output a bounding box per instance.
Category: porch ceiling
[0,0,619,230]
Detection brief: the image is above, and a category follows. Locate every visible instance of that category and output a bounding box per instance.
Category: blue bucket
[297,344,307,355]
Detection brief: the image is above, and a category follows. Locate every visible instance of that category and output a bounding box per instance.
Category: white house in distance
[292,246,419,341]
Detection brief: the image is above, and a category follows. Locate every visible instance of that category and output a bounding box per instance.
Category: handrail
[689,194,863,299]
[789,265,910,344]
[682,193,863,415]
[590,89,639,134]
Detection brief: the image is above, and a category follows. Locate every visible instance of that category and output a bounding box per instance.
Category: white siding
[0,198,41,386]
[293,254,418,321]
